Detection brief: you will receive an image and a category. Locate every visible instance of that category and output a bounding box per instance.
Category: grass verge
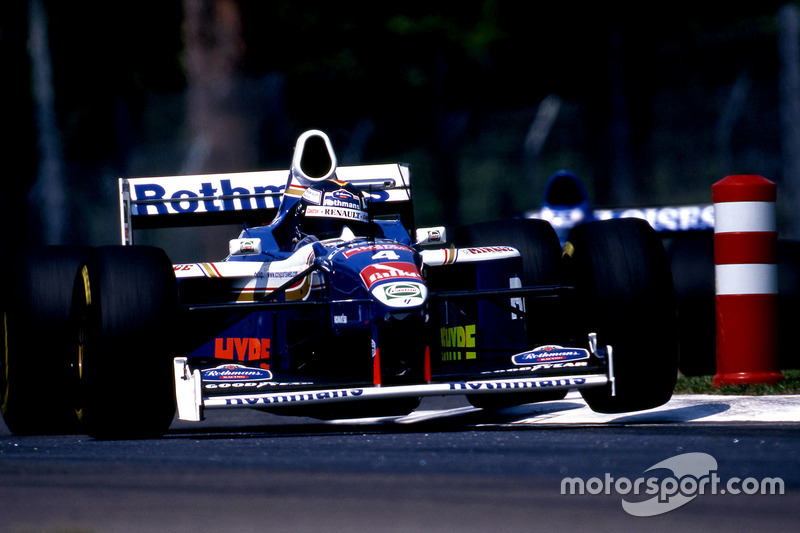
[675,369,800,395]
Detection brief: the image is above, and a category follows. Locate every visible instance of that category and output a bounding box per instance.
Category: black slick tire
[563,218,679,413]
[2,247,89,435]
[454,219,568,409]
[73,246,178,439]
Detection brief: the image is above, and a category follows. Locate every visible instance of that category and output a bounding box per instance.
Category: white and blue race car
[2,130,679,438]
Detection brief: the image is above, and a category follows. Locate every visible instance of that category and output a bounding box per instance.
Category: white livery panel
[421,245,521,267]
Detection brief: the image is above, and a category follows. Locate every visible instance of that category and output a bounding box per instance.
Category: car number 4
[372,250,401,260]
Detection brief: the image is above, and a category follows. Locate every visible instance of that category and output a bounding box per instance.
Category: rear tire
[73,246,178,439]
[2,247,89,435]
[454,219,569,409]
[452,219,562,289]
[563,218,678,413]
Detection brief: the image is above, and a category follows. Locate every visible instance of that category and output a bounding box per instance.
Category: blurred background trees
[1,1,798,260]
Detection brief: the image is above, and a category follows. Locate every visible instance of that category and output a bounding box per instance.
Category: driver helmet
[295,179,370,241]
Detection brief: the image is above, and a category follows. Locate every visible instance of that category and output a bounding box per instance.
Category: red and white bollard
[712,175,784,386]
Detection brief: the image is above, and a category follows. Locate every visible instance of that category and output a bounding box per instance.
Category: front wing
[173,348,615,422]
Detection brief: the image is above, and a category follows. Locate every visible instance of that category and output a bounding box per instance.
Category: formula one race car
[1,130,679,439]
[524,169,715,246]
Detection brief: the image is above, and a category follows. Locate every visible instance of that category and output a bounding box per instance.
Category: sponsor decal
[371,281,427,308]
[359,262,422,289]
[206,382,272,390]
[206,380,313,390]
[342,243,411,258]
[239,240,257,253]
[305,205,368,222]
[512,345,590,365]
[322,189,362,210]
[450,377,586,390]
[332,189,355,200]
[215,338,271,361]
[383,283,422,300]
[323,198,360,209]
[426,229,443,242]
[301,187,323,205]
[263,270,300,279]
[441,324,476,361]
[595,204,715,232]
[133,180,283,215]
[202,364,273,382]
[462,246,516,255]
[224,388,365,406]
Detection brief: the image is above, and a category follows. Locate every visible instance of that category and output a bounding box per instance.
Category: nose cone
[359,261,427,308]
[370,280,428,308]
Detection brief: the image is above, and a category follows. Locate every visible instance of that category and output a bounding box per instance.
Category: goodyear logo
[441,324,476,361]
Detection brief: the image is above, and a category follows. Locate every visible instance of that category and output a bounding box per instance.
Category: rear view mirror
[229,238,262,256]
[415,226,446,246]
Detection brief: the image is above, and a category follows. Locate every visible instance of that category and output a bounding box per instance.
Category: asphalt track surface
[2,392,799,532]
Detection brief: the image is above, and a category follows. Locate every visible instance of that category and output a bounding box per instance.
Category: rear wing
[118,163,412,245]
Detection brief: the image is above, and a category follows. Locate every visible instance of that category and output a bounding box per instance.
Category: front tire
[563,218,678,413]
[73,246,178,439]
